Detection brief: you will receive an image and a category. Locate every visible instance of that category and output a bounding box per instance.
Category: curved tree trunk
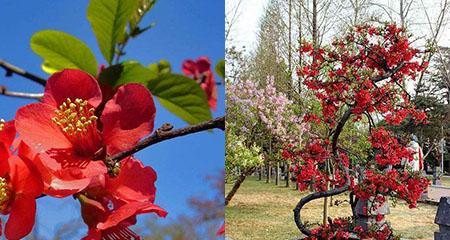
[225,167,254,206]
[294,108,353,236]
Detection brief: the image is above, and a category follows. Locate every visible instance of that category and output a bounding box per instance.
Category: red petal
[107,158,157,202]
[79,195,107,228]
[42,69,102,108]
[15,103,72,151]
[182,60,198,76]
[97,201,167,230]
[0,143,9,176]
[9,155,43,197]
[201,72,217,110]
[0,121,15,148]
[36,153,106,197]
[196,57,211,73]
[217,223,225,236]
[5,195,36,240]
[101,84,156,155]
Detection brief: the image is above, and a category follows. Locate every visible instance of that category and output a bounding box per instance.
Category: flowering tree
[288,23,430,239]
[226,76,308,204]
[0,1,224,239]
[227,76,307,145]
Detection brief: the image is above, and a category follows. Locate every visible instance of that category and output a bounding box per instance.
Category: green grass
[226,176,438,240]
[441,177,450,186]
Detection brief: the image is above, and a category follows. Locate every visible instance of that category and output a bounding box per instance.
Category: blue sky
[0,0,224,239]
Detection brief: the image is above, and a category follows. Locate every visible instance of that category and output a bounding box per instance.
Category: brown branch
[0,86,43,100]
[37,117,225,198]
[225,167,254,206]
[106,116,225,166]
[0,59,47,86]
[371,62,406,83]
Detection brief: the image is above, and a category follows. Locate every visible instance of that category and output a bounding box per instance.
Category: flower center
[52,98,101,155]
[0,177,11,212]
[52,98,98,136]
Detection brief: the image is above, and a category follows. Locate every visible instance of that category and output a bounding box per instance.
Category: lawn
[441,176,450,186]
[226,176,438,240]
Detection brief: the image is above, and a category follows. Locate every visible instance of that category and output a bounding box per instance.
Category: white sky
[226,0,270,50]
[226,0,450,51]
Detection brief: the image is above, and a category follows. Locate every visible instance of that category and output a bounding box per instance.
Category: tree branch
[294,108,353,237]
[0,59,47,86]
[106,116,225,165]
[0,86,43,100]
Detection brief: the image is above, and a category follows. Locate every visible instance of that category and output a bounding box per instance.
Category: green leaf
[87,0,139,64]
[129,0,157,32]
[215,59,225,79]
[99,61,157,87]
[41,61,59,75]
[147,74,212,125]
[30,30,98,76]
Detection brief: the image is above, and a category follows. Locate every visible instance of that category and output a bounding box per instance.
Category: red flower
[182,57,218,110]
[15,69,156,197]
[79,157,167,240]
[0,121,43,240]
[376,214,383,222]
[217,223,225,236]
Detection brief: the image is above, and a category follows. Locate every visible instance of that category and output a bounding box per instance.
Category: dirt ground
[226,176,438,240]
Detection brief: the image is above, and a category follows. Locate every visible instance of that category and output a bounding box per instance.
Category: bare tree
[225,0,244,41]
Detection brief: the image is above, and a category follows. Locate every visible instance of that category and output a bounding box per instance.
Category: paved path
[426,185,450,203]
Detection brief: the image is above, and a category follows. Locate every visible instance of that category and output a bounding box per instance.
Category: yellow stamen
[0,177,10,211]
[0,119,5,131]
[52,98,97,136]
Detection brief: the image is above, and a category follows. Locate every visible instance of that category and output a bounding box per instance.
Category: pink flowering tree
[228,77,307,144]
[226,76,308,205]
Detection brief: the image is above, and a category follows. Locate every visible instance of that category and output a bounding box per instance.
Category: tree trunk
[323,184,329,225]
[297,0,303,93]
[312,0,318,49]
[268,165,272,183]
[286,163,290,187]
[225,168,254,206]
[288,0,292,80]
[258,167,262,181]
[275,162,280,185]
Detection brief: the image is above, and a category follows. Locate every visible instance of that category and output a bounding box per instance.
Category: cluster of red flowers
[305,217,397,240]
[354,224,397,240]
[351,169,429,209]
[0,69,167,239]
[306,218,352,240]
[298,23,427,127]
[282,140,349,192]
[288,23,431,238]
[368,127,413,166]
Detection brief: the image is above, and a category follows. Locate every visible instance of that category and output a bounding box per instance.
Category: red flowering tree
[287,23,430,239]
[0,1,224,239]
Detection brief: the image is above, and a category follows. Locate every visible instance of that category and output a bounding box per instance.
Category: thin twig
[0,59,47,86]
[106,116,225,165]
[0,86,43,100]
